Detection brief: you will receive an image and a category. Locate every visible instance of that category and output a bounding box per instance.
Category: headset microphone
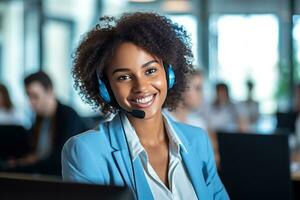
[129,109,145,119]
[119,107,145,119]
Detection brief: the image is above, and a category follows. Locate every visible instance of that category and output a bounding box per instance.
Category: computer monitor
[275,111,298,134]
[0,175,134,200]
[0,125,30,160]
[217,132,292,200]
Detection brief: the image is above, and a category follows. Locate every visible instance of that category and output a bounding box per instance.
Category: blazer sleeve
[61,136,104,184]
[204,133,230,200]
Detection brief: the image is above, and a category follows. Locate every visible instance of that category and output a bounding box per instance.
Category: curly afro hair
[73,12,194,114]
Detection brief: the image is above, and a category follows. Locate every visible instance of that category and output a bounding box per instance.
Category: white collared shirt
[121,113,198,200]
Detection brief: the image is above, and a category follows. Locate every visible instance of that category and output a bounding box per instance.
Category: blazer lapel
[109,114,135,190]
[132,158,154,200]
[112,150,134,188]
[181,150,211,200]
[109,114,153,200]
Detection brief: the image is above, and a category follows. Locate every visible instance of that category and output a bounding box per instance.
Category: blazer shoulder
[173,121,208,142]
[62,124,113,183]
[173,121,214,164]
[63,122,112,155]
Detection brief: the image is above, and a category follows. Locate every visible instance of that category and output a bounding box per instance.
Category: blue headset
[97,63,175,104]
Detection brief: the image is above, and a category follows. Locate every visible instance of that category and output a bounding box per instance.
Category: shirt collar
[120,113,145,161]
[162,111,187,154]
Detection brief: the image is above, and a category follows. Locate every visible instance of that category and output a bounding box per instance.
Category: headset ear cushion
[168,64,175,89]
[98,78,111,103]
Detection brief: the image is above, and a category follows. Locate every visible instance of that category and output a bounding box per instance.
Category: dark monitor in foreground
[275,111,298,134]
[0,175,134,200]
[217,132,292,200]
[0,125,30,160]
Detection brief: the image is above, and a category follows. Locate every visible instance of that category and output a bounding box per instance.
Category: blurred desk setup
[291,150,300,181]
[217,111,300,200]
[0,124,133,199]
[217,133,290,200]
[276,111,300,183]
[0,172,134,200]
[1,113,300,199]
[0,125,30,162]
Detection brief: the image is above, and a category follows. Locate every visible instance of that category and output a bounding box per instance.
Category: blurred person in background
[294,84,300,147]
[0,83,23,125]
[165,69,206,130]
[6,71,87,175]
[207,82,240,132]
[294,84,300,114]
[236,80,259,132]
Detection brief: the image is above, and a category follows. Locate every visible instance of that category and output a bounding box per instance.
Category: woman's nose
[132,77,148,93]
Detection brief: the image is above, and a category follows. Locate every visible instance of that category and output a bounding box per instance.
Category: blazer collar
[108,114,135,191]
[163,113,191,150]
[132,158,154,200]
[109,113,127,151]
[108,113,153,200]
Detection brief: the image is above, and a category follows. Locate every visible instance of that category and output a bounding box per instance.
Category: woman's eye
[145,68,157,75]
[117,75,131,81]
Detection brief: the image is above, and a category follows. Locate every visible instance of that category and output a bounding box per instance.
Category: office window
[0,1,26,108]
[209,14,279,114]
[43,0,97,115]
[43,20,73,104]
[294,15,300,82]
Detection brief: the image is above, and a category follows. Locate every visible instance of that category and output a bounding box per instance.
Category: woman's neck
[127,113,166,146]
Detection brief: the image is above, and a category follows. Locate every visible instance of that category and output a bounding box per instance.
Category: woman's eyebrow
[112,60,159,74]
[112,68,129,75]
[142,60,159,68]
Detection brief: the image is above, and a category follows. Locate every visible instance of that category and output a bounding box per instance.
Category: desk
[0,172,60,181]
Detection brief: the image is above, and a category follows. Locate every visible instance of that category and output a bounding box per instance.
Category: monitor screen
[0,125,30,160]
[0,175,134,200]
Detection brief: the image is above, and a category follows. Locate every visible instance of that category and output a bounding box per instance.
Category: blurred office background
[0,0,299,118]
[1,0,300,199]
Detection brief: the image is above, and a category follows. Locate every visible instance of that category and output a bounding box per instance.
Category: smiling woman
[62,12,229,200]
[107,42,168,120]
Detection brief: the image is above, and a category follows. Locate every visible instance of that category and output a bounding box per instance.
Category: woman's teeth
[135,95,154,104]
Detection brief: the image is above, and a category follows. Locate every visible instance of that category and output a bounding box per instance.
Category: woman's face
[105,42,168,120]
[217,86,228,103]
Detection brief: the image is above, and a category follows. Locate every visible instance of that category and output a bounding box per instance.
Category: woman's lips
[130,94,156,108]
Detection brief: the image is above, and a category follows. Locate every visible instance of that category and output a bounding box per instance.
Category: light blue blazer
[62,114,229,200]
